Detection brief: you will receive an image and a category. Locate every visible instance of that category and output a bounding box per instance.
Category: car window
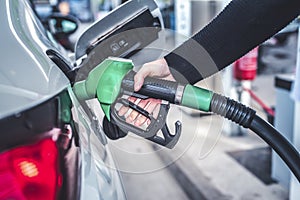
[32,0,94,23]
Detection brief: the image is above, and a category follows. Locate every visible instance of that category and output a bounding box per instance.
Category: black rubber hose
[210,93,256,128]
[250,115,300,182]
[210,93,300,182]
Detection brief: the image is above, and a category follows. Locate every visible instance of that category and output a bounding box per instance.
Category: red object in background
[243,88,275,117]
[234,47,259,80]
[0,138,62,200]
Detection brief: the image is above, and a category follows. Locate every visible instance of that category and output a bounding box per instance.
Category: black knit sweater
[165,0,300,84]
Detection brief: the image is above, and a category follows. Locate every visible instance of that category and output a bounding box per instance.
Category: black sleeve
[165,0,300,84]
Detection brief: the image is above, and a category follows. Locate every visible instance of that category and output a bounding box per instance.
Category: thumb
[134,58,168,91]
[134,66,153,91]
[134,71,146,92]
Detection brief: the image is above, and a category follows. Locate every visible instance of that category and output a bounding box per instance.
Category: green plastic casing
[181,84,213,112]
[73,57,133,120]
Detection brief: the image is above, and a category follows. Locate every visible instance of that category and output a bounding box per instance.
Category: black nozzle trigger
[147,120,181,149]
[110,98,181,149]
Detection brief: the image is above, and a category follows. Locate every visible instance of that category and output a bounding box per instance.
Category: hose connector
[210,93,256,128]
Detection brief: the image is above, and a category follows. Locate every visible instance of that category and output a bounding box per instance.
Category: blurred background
[30,0,300,199]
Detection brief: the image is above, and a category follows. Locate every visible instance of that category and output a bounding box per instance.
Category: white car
[0,0,163,199]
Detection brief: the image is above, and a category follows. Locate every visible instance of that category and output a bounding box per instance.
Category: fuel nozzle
[72,57,182,148]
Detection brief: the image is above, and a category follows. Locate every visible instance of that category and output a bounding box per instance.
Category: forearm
[165,0,300,84]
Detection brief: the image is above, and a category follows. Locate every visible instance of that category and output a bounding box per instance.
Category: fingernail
[135,120,141,126]
[126,117,133,123]
[134,82,141,91]
[118,110,123,116]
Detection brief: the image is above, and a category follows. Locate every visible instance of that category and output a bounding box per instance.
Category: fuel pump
[234,47,258,81]
[231,47,259,135]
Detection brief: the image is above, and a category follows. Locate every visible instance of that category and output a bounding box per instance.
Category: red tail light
[0,138,62,200]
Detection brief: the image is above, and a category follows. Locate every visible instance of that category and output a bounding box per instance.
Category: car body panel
[67,86,126,200]
[0,0,126,199]
[0,0,69,119]
[1,0,163,199]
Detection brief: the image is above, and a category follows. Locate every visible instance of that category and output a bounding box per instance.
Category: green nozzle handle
[122,71,213,112]
[73,57,213,117]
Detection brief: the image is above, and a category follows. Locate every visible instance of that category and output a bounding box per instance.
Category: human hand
[134,58,175,91]
[118,58,175,126]
[118,96,162,126]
